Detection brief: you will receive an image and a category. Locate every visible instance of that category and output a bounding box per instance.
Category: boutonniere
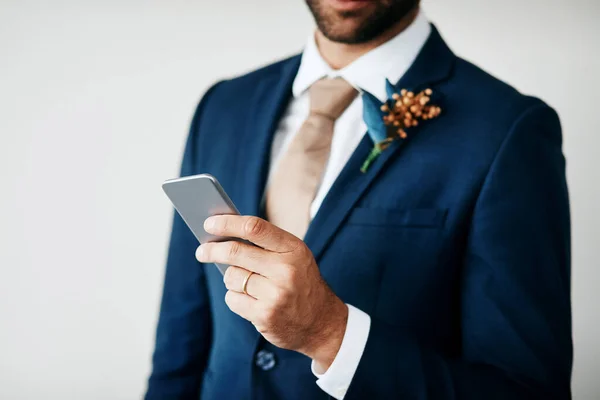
[360,79,442,173]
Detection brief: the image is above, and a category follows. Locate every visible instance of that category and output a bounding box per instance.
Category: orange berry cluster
[380,88,442,139]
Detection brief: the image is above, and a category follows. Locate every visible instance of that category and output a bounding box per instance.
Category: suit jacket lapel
[235,56,301,218]
[304,26,457,261]
[226,56,301,344]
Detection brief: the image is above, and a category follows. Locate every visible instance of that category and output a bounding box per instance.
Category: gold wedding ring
[241,270,254,296]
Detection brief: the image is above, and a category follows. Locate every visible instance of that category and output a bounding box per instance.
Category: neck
[315,6,420,70]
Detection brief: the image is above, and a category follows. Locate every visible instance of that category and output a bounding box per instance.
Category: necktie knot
[309,78,358,120]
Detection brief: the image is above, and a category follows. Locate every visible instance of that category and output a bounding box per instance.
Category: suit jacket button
[255,349,276,371]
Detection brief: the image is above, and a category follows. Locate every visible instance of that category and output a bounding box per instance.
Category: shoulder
[184,54,300,169]
[453,56,557,121]
[187,53,300,137]
[442,56,560,151]
[201,54,301,109]
[421,54,564,190]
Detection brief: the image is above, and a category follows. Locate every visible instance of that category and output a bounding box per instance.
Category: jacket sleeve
[344,102,572,400]
[145,83,222,399]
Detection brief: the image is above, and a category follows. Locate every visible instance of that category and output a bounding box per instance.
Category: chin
[307,0,418,44]
[324,20,368,42]
[315,9,377,44]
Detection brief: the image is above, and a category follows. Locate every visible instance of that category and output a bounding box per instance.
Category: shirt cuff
[311,304,371,400]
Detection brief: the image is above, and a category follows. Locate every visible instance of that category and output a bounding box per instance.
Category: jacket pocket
[346,207,447,228]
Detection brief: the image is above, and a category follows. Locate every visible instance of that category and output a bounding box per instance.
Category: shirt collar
[292,9,431,102]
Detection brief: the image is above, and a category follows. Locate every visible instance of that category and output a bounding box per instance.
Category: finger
[223,266,274,300]
[204,215,300,253]
[224,290,257,322]
[196,242,274,277]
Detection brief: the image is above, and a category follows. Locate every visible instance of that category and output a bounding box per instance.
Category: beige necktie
[266,78,358,239]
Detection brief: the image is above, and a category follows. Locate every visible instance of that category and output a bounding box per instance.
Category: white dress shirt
[266,10,431,399]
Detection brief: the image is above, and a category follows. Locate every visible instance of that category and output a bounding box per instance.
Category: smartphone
[162,173,241,275]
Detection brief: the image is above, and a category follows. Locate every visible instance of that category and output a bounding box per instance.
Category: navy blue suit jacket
[146,27,572,399]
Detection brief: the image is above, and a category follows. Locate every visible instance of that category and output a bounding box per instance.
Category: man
[146,0,572,399]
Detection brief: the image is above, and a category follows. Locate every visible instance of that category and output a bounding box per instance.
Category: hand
[195,215,348,370]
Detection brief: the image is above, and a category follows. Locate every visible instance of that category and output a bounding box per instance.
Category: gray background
[1,0,598,398]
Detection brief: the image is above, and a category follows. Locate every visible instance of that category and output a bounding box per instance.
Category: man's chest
[204,123,478,332]
[196,90,490,336]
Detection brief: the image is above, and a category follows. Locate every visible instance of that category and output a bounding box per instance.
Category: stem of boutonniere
[360,145,383,173]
